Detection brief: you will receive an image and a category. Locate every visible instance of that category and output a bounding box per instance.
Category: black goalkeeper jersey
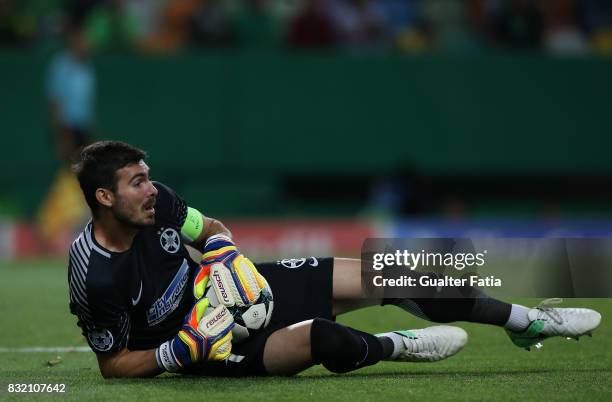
[68,182,199,354]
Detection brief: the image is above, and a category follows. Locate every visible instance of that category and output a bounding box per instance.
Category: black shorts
[183,257,335,377]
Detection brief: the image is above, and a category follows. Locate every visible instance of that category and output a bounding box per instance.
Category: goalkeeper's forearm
[96,348,163,379]
[186,213,232,251]
[203,217,232,241]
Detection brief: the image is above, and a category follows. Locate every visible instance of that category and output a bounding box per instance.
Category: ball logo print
[160,228,180,253]
[88,328,114,352]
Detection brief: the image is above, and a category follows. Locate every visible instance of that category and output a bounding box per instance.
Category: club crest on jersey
[88,328,114,352]
[159,227,180,254]
[147,259,190,326]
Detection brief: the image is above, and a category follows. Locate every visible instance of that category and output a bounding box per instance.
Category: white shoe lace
[529,298,563,350]
[535,298,564,325]
[520,298,599,350]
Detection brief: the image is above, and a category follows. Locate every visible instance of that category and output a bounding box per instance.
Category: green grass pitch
[0,260,610,401]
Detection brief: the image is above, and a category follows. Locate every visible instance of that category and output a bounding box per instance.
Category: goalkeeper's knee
[310,318,383,374]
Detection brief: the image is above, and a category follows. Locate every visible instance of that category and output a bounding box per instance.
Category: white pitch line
[0,347,90,353]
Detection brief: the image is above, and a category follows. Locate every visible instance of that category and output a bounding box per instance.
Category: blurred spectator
[422,0,480,52]
[233,0,282,49]
[190,0,236,46]
[40,16,93,253]
[46,21,96,163]
[123,0,166,42]
[581,0,612,54]
[327,0,387,49]
[0,0,65,45]
[1,0,612,55]
[287,0,336,48]
[140,0,202,52]
[540,0,588,55]
[489,0,544,49]
[81,0,139,51]
[376,0,429,52]
[0,0,31,45]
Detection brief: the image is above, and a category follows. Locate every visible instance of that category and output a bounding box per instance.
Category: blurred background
[1,0,612,261]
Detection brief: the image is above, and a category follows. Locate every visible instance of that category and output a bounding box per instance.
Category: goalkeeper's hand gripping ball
[197,234,266,308]
[155,298,234,372]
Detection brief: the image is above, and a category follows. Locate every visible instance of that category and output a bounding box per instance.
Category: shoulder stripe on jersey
[70,233,89,267]
[85,224,110,258]
[70,245,88,276]
[68,247,88,283]
[68,269,87,302]
[68,270,88,308]
[68,276,92,319]
[76,233,91,260]
[68,249,86,282]
[69,285,91,318]
[68,224,94,313]
[68,266,86,296]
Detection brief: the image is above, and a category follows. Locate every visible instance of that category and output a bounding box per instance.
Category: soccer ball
[204,275,274,343]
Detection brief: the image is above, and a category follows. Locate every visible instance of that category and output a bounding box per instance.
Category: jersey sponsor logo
[88,328,114,352]
[277,257,319,269]
[278,258,306,269]
[131,281,143,306]
[159,227,181,254]
[147,259,190,326]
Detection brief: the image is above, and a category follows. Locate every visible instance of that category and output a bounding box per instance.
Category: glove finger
[188,297,210,328]
[232,255,263,303]
[199,304,235,336]
[208,331,233,361]
[241,256,266,290]
[193,265,211,299]
[178,327,203,363]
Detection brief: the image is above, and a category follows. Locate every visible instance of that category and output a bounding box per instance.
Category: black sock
[380,270,511,326]
[378,335,395,359]
[383,297,511,326]
[311,318,386,373]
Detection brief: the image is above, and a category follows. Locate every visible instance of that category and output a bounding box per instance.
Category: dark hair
[73,141,147,216]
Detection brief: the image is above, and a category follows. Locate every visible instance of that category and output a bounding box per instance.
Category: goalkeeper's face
[111,161,158,228]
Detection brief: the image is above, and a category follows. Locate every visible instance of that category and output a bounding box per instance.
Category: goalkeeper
[68,141,602,378]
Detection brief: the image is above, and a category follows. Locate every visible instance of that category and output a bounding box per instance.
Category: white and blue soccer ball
[204,275,274,343]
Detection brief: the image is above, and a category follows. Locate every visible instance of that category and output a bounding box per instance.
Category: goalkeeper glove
[197,234,266,308]
[155,297,234,372]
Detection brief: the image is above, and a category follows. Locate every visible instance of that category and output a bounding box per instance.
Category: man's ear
[95,188,114,208]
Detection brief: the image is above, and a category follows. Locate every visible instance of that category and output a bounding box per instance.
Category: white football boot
[506,298,602,351]
[377,325,468,362]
